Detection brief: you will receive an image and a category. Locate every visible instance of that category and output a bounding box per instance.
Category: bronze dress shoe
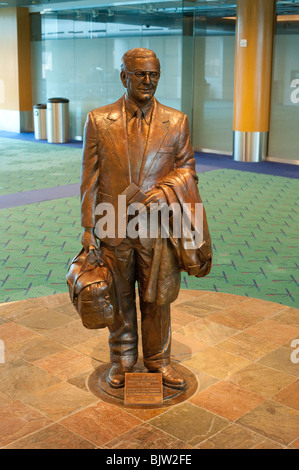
[149,364,186,390]
[107,364,129,389]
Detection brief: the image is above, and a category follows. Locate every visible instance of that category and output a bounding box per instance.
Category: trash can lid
[48,97,69,103]
[34,103,47,109]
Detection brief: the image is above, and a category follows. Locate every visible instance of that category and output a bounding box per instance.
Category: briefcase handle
[70,246,102,302]
[78,246,96,274]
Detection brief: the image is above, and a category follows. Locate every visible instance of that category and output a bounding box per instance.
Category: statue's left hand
[81,228,97,252]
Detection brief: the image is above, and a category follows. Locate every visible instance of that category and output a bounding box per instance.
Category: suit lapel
[105,96,170,188]
[138,99,170,187]
[105,96,131,185]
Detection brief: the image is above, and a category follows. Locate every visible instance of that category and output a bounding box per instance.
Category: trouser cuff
[110,354,137,369]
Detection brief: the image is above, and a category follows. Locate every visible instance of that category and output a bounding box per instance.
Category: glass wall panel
[31,14,46,107]
[192,16,235,153]
[28,4,299,160]
[268,19,299,162]
[31,3,184,140]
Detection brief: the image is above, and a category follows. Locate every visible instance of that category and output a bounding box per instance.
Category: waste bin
[33,104,47,140]
[47,98,69,143]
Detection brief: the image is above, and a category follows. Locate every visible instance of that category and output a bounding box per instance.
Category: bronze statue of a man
[80,48,212,390]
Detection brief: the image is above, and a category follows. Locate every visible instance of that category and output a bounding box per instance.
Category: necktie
[128,108,147,184]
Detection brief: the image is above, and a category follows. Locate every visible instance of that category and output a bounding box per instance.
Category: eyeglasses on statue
[126,70,160,80]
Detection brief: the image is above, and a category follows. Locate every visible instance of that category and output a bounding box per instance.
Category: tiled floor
[0,290,298,449]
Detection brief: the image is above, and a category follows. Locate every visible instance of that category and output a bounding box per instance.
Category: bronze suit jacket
[80,94,197,246]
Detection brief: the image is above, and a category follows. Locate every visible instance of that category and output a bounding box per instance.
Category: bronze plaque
[124,373,163,405]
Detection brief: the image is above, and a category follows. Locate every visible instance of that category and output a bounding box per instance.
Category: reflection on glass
[268,23,299,162]
[192,17,235,153]
[31,4,184,140]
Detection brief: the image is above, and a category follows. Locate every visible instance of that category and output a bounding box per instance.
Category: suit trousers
[100,236,171,370]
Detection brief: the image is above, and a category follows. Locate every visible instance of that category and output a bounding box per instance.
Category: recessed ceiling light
[40,8,53,14]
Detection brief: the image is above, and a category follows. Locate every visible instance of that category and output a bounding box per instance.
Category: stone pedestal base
[87,360,198,408]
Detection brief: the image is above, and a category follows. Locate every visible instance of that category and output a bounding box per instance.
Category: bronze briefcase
[66,247,115,329]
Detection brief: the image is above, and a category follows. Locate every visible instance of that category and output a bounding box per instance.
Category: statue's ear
[120,71,127,88]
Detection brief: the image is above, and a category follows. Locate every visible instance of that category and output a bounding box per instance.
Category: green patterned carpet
[0,137,298,307]
[0,138,81,194]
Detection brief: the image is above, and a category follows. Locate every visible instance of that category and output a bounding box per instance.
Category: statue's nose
[144,73,151,84]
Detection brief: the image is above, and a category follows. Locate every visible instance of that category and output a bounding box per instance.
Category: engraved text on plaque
[124,373,163,405]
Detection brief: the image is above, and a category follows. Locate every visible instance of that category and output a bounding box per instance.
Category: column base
[233,131,268,162]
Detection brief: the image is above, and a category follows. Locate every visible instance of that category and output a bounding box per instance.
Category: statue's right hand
[81,228,97,253]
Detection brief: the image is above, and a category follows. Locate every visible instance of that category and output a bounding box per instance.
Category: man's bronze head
[120,48,161,107]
